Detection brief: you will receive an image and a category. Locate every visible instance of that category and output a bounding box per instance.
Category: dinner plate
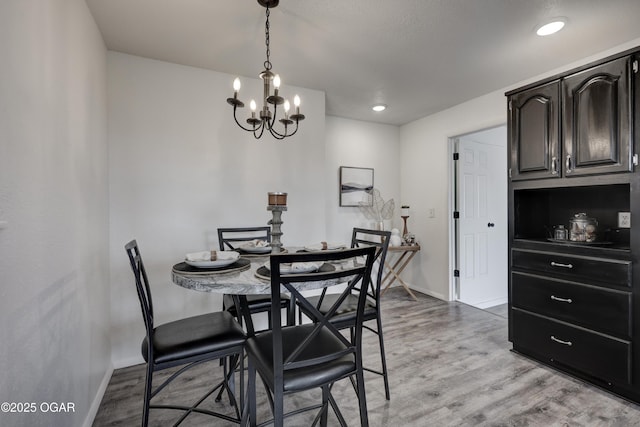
[184,251,240,268]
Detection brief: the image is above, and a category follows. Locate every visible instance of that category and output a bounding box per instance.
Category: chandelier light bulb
[233,78,241,92]
[273,74,281,89]
[284,99,290,113]
[294,95,300,107]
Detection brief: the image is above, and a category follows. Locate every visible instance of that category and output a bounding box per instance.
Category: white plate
[241,246,272,254]
[185,258,238,268]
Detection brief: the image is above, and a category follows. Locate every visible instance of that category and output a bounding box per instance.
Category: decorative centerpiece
[267,192,287,253]
[401,205,410,239]
[358,188,394,230]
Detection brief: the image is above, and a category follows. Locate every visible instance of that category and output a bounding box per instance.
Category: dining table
[171,248,353,334]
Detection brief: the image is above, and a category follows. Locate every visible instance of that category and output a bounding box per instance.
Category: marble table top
[172,252,353,295]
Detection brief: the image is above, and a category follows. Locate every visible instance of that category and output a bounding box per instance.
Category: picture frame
[339,166,374,207]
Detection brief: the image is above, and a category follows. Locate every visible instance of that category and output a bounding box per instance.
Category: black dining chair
[217,227,294,328]
[125,239,246,426]
[298,228,392,400]
[243,246,377,427]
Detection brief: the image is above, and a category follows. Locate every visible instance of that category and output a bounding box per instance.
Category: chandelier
[226,0,304,140]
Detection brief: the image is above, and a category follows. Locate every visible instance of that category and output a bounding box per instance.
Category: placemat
[173,258,251,276]
[238,247,288,258]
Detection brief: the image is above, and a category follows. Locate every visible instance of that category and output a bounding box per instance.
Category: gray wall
[0,1,111,426]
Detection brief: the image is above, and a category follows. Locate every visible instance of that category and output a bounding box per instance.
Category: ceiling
[85,0,640,126]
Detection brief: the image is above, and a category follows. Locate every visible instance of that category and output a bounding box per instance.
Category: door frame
[448,124,508,304]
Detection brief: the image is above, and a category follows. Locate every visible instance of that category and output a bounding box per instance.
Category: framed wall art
[339,166,374,206]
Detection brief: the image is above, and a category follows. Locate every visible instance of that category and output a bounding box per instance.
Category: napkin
[185,250,238,261]
[239,239,270,248]
[265,261,322,274]
[304,242,347,251]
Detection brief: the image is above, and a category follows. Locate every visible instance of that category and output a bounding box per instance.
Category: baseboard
[82,363,114,427]
[388,283,447,301]
[471,296,508,309]
[414,287,447,301]
[113,355,145,370]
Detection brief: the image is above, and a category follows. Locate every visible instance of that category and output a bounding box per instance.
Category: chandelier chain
[264,7,272,70]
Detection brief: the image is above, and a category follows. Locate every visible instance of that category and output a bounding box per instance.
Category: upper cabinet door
[509,80,561,181]
[563,56,633,177]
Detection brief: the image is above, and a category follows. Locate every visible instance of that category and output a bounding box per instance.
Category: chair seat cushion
[303,294,377,325]
[142,311,246,365]
[224,293,291,314]
[246,324,355,393]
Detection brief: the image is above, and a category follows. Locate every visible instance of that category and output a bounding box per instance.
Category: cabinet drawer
[512,249,631,288]
[511,272,631,338]
[512,309,631,384]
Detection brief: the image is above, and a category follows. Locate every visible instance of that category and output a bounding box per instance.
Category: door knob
[487,222,495,227]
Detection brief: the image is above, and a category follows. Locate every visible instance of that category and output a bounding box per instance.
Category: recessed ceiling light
[372,104,387,112]
[536,18,566,36]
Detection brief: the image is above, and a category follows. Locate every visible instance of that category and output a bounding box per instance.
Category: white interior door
[456,128,507,308]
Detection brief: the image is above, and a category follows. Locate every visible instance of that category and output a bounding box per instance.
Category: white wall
[0,1,110,426]
[325,116,401,241]
[400,36,640,301]
[108,52,328,367]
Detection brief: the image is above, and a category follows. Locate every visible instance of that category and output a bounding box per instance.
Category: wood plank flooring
[93,290,640,426]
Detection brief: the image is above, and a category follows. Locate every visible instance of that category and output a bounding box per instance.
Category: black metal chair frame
[243,246,376,427]
[298,228,392,400]
[125,239,246,426]
[218,227,294,327]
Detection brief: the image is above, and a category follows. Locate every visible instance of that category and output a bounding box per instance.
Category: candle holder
[268,192,288,253]
[400,205,410,241]
[401,215,410,240]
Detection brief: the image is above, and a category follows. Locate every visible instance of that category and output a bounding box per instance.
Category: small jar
[554,225,568,240]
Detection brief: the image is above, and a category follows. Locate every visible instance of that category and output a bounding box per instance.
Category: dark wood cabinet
[563,56,633,176]
[509,81,560,181]
[509,55,638,181]
[507,48,640,404]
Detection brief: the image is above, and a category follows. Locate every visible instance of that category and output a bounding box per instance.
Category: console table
[380,244,420,301]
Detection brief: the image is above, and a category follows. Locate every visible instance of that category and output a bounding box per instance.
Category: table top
[388,244,420,252]
[172,252,353,295]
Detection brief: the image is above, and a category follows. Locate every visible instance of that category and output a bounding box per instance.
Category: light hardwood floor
[93,289,640,426]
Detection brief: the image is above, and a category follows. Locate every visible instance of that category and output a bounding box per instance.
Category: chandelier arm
[268,126,287,140]
[286,122,300,137]
[268,125,287,139]
[232,108,261,133]
[253,122,267,139]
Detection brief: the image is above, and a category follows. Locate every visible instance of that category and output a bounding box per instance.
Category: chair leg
[142,363,153,427]
[355,368,369,427]
[248,360,257,427]
[376,315,391,400]
[320,385,330,427]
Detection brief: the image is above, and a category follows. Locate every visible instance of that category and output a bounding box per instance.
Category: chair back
[268,246,376,380]
[351,228,391,302]
[125,240,155,352]
[217,226,271,251]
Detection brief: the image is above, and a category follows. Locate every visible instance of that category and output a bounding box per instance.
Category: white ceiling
[85,0,640,126]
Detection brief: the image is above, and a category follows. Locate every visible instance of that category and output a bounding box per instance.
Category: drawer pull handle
[550,335,572,346]
[550,261,573,269]
[550,295,572,303]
